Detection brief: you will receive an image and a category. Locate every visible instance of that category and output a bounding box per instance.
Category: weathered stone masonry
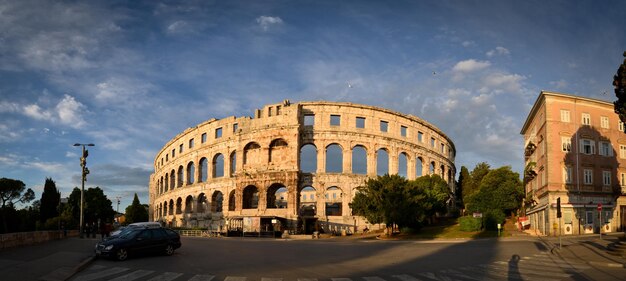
[149,101,456,234]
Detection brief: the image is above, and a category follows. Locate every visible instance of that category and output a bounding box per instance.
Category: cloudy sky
[1,0,625,211]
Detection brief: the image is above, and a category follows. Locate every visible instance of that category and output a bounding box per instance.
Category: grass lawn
[380,217,514,240]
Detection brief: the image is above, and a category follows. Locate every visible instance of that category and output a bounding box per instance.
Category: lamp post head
[73,143,80,146]
[87,144,95,146]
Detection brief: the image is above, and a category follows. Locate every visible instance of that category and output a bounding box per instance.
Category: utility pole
[74,143,94,238]
[116,196,121,213]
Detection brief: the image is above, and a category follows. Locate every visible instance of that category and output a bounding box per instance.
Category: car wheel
[164,244,175,256]
[116,248,128,261]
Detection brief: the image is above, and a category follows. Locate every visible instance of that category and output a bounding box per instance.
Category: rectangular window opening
[330,115,341,126]
[400,125,407,137]
[380,120,388,132]
[304,114,315,126]
[356,117,365,128]
[215,127,223,138]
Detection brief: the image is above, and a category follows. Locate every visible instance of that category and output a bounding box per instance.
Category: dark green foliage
[613,51,626,129]
[125,194,148,224]
[39,178,60,225]
[0,178,35,233]
[350,174,450,233]
[482,209,505,231]
[459,216,482,231]
[65,186,115,226]
[467,166,524,215]
[458,166,471,206]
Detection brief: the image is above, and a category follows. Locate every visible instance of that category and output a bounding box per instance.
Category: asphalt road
[68,236,626,281]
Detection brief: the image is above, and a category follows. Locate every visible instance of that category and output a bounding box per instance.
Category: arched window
[212,191,223,212]
[177,166,183,187]
[325,186,342,216]
[267,184,288,209]
[187,162,195,185]
[243,142,261,167]
[168,200,174,215]
[440,165,445,178]
[299,186,316,216]
[351,145,367,175]
[160,177,164,194]
[325,144,343,173]
[398,152,408,178]
[213,153,224,178]
[199,157,208,182]
[269,139,288,163]
[430,161,435,174]
[176,198,182,214]
[230,152,237,176]
[197,193,207,213]
[300,144,317,173]
[185,195,193,213]
[228,190,236,211]
[242,186,259,209]
[376,148,389,176]
[416,156,423,177]
[170,170,175,189]
[163,201,168,216]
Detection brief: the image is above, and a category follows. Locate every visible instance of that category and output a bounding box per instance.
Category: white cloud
[452,59,491,72]
[21,94,87,128]
[166,20,190,34]
[486,46,510,57]
[24,104,53,120]
[461,41,475,47]
[550,79,568,89]
[26,161,66,173]
[482,73,526,93]
[256,16,283,31]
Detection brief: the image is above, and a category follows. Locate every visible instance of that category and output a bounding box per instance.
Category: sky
[1,0,625,211]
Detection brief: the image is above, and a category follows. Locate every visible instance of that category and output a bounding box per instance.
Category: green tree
[458,166,471,206]
[125,193,148,224]
[65,187,115,227]
[0,178,35,233]
[613,51,626,129]
[409,174,450,220]
[39,177,60,225]
[467,166,524,216]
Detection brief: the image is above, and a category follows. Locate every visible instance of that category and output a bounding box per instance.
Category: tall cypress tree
[39,177,60,224]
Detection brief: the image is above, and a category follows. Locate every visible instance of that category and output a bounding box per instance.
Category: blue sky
[1,0,625,211]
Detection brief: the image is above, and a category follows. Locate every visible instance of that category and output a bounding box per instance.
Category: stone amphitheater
[149,100,456,235]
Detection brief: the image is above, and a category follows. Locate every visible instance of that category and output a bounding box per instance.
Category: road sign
[597,203,602,211]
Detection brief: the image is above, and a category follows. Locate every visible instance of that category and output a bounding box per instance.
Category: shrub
[459,216,482,231]
[483,209,505,231]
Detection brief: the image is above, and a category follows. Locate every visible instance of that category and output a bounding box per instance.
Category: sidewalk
[538,233,626,268]
[0,236,98,281]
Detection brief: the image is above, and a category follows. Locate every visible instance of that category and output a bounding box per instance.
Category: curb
[65,255,96,281]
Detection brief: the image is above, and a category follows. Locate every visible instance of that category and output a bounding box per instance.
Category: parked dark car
[95,227,181,261]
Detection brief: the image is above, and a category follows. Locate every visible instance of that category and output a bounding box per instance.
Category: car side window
[152,229,167,239]
[138,230,152,239]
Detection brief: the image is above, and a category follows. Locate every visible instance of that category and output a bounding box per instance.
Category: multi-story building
[149,100,456,234]
[521,91,626,235]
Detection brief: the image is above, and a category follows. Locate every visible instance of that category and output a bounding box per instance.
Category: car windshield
[118,229,141,239]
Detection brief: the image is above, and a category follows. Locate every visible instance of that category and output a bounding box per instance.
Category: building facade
[149,100,456,234]
[521,91,626,235]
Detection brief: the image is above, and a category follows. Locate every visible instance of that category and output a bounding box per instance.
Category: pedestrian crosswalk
[71,252,590,281]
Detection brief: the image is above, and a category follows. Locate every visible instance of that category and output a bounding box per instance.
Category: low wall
[0,230,79,250]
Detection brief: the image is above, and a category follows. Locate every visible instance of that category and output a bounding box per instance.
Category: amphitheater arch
[168,199,174,215]
[351,145,367,175]
[228,190,236,211]
[299,186,316,216]
[243,185,259,209]
[398,152,408,178]
[177,166,183,187]
[169,170,175,189]
[163,201,168,216]
[229,151,237,176]
[213,153,225,178]
[187,161,195,185]
[197,193,207,213]
[199,157,208,182]
[269,139,289,163]
[175,198,182,214]
[184,195,193,213]
[326,143,343,173]
[212,191,224,212]
[267,183,288,209]
[429,161,435,175]
[325,186,343,216]
[440,164,445,178]
[415,156,423,177]
[243,142,262,167]
[300,144,317,173]
[376,148,389,176]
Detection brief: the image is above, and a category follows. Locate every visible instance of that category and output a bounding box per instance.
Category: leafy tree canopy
[40,177,60,224]
[0,177,35,233]
[467,166,524,215]
[65,186,115,226]
[613,51,626,128]
[125,193,148,224]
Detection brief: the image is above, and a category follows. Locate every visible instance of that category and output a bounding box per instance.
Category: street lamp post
[74,143,94,238]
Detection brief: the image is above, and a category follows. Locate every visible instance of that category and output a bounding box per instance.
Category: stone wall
[0,230,78,250]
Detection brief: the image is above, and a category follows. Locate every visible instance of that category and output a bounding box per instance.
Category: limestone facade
[521,91,626,236]
[149,101,456,234]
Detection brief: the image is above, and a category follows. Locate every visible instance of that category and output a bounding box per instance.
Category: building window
[233,123,238,132]
[304,114,315,126]
[201,133,207,143]
[620,121,624,132]
[561,137,571,152]
[268,107,273,117]
[586,211,593,225]
[603,171,611,186]
[601,116,609,129]
[330,115,341,126]
[215,128,222,138]
[189,138,194,148]
[418,131,423,142]
[583,169,593,185]
[599,142,612,156]
[431,137,435,148]
[179,144,183,153]
[380,120,388,132]
[166,154,168,161]
[400,126,407,137]
[620,145,626,159]
[560,110,571,122]
[580,139,595,155]
[276,106,281,115]
[172,149,176,158]
[441,143,445,153]
[582,113,591,125]
[621,173,625,186]
[356,117,365,128]
[564,166,572,184]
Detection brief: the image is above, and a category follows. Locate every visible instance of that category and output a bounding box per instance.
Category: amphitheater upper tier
[150,100,456,234]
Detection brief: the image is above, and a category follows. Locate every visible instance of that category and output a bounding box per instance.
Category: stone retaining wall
[0,230,79,250]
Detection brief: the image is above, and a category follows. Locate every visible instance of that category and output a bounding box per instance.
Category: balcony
[524,142,537,158]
